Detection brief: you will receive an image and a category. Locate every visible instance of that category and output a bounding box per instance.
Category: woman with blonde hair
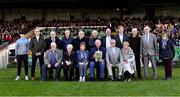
[121,41,136,81]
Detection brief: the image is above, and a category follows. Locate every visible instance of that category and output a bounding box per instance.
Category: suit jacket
[88,37,99,50]
[72,37,89,51]
[115,34,129,49]
[90,47,106,61]
[129,36,141,57]
[61,36,74,52]
[29,36,46,55]
[101,35,114,48]
[44,49,62,65]
[106,47,123,65]
[45,36,62,51]
[140,33,157,56]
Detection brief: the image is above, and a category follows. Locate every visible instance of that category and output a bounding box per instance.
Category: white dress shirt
[106,36,111,49]
[119,34,123,43]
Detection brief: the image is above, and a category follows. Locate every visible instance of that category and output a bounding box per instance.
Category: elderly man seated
[89,39,106,81]
[42,42,63,81]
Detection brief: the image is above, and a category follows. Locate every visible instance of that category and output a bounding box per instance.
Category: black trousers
[63,64,74,81]
[135,54,142,79]
[31,54,44,78]
[124,71,131,79]
[16,54,28,76]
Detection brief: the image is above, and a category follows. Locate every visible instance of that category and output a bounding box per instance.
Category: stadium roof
[0,0,179,8]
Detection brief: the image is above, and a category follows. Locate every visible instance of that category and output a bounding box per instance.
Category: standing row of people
[15,25,175,81]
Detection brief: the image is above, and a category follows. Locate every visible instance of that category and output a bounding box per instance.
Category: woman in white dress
[121,41,136,81]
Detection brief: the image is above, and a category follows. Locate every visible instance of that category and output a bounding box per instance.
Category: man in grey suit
[42,42,62,81]
[106,39,124,81]
[140,26,158,79]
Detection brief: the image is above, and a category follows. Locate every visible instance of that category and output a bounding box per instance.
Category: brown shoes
[31,77,35,80]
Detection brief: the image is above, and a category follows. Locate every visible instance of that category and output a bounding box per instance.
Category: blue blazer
[90,47,106,61]
[76,50,89,63]
[115,34,129,49]
[61,36,74,52]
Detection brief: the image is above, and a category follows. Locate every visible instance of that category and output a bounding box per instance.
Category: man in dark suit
[61,29,74,53]
[101,28,114,78]
[88,30,99,50]
[129,28,142,79]
[72,30,89,51]
[115,25,129,49]
[30,28,46,80]
[101,28,114,49]
[45,31,62,51]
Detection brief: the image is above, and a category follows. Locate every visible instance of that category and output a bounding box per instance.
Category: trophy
[94,50,102,62]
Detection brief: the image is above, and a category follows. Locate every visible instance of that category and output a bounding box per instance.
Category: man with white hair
[140,25,158,80]
[62,44,75,81]
[42,42,62,81]
[88,30,99,50]
[101,28,113,49]
[72,30,89,51]
[89,39,106,81]
[106,39,124,81]
[101,28,114,78]
[45,31,62,51]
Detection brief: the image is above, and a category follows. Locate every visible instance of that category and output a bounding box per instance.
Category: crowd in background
[0,15,180,46]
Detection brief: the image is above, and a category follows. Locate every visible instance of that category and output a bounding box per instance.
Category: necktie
[51,51,56,65]
[145,34,149,44]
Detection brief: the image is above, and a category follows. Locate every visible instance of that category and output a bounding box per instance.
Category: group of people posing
[14,25,175,82]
